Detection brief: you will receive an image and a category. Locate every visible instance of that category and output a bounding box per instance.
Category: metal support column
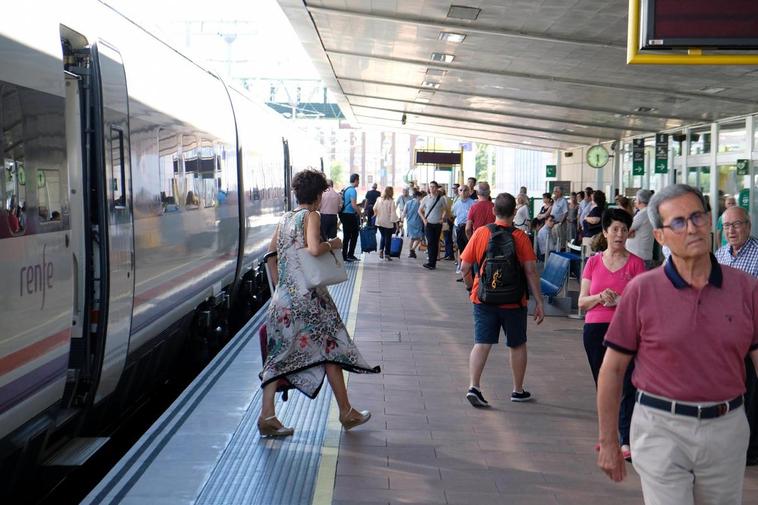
[709,123,719,239]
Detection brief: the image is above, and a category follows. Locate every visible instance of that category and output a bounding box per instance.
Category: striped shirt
[715,236,758,277]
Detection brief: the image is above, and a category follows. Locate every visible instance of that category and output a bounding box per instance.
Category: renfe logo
[20,244,54,309]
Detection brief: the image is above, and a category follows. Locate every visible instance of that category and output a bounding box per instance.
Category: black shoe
[443,256,455,261]
[348,256,360,262]
[511,390,532,402]
[422,263,435,270]
[456,278,464,282]
[466,387,490,408]
[344,257,354,262]
[747,454,758,466]
[409,250,417,258]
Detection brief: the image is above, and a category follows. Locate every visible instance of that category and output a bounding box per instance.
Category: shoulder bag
[296,210,347,289]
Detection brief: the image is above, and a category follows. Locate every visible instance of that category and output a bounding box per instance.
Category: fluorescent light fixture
[634,106,656,112]
[421,81,441,89]
[700,86,726,94]
[416,98,431,103]
[447,5,481,20]
[439,32,466,43]
[431,52,455,63]
[426,68,447,77]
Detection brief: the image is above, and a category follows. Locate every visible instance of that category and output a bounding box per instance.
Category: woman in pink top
[579,208,644,460]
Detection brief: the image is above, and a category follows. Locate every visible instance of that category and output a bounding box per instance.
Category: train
[0,0,321,483]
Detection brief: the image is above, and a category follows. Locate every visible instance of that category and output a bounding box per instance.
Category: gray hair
[648,184,706,228]
[722,206,749,222]
[326,179,334,187]
[477,181,491,197]
[635,189,652,205]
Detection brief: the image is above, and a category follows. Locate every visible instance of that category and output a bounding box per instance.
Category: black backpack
[476,224,527,305]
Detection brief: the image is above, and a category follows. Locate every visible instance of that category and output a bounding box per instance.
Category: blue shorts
[473,304,527,347]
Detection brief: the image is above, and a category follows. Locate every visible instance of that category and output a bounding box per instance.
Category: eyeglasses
[723,220,748,230]
[661,211,709,233]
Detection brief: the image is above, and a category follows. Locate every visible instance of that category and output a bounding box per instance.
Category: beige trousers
[631,401,749,505]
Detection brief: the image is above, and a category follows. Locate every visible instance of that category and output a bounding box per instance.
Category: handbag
[296,247,347,289]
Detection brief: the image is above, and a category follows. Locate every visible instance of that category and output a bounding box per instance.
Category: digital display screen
[643,0,758,49]
[415,151,461,165]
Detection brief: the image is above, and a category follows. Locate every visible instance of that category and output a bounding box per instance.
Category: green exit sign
[546,164,556,178]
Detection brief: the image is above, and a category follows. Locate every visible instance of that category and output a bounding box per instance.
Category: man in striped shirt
[716,205,758,467]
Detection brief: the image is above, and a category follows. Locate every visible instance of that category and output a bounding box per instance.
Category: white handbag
[296,247,348,289]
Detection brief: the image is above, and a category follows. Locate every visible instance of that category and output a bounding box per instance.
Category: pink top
[604,258,758,402]
[320,188,341,215]
[582,252,645,324]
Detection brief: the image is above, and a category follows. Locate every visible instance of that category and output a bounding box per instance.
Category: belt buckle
[717,403,728,417]
[697,405,703,419]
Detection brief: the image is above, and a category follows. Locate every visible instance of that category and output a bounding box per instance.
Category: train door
[92,42,135,402]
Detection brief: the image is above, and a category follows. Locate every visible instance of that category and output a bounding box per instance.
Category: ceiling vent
[421,81,441,89]
[426,68,447,77]
[447,5,481,20]
[634,106,656,112]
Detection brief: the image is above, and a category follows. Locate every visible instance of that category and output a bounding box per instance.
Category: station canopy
[277,0,758,151]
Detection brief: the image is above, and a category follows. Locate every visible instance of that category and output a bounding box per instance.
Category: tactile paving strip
[195,262,358,505]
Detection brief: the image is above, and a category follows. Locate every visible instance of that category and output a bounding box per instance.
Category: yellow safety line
[312,259,365,505]
[627,0,758,65]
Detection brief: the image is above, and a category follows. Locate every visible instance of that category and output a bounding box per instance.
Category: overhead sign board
[632,138,645,176]
[737,159,750,176]
[546,164,556,178]
[654,133,668,174]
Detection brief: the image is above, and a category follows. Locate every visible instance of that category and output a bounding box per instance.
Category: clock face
[586,145,610,169]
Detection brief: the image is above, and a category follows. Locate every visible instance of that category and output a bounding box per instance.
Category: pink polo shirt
[582,253,645,324]
[320,188,341,215]
[604,256,758,402]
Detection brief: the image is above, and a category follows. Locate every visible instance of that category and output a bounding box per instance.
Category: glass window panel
[718,122,745,153]
[689,128,712,155]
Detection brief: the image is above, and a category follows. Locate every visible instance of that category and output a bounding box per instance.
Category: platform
[84,246,758,505]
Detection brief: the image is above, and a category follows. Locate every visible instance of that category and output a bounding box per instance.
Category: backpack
[476,224,527,305]
[338,187,347,213]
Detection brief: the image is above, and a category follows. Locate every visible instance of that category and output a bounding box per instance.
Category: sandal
[258,416,294,437]
[339,407,371,431]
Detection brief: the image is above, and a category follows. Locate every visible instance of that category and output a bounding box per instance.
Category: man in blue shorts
[460,193,544,407]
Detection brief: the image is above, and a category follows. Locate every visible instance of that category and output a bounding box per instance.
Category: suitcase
[359,225,377,253]
[390,235,403,257]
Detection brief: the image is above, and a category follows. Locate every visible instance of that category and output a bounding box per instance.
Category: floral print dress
[260,209,380,398]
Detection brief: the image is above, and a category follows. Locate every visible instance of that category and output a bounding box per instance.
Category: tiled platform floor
[334,248,758,505]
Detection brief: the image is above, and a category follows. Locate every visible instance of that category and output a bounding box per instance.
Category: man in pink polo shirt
[596,184,758,505]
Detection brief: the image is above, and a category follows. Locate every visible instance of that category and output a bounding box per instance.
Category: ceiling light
[421,81,440,89]
[416,98,431,103]
[426,68,447,77]
[447,5,481,20]
[431,52,455,63]
[634,106,656,112]
[439,32,466,43]
[563,128,575,133]
[521,140,532,144]
[700,86,726,94]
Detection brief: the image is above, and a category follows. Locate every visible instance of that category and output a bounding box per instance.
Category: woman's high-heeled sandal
[258,416,294,437]
[339,407,371,431]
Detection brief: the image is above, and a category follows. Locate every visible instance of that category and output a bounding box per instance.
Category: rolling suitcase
[390,234,403,257]
[360,225,377,253]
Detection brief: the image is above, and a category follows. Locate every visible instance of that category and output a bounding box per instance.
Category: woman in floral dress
[259,169,380,437]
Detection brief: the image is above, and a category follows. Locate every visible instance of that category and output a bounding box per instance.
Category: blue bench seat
[540,253,570,297]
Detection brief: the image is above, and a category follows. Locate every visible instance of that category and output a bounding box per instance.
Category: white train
[0,1,321,481]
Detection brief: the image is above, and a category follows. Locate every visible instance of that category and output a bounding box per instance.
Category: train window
[158,129,180,211]
[37,168,62,221]
[182,135,200,208]
[110,127,126,208]
[3,159,26,235]
[1,85,26,236]
[198,138,216,208]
